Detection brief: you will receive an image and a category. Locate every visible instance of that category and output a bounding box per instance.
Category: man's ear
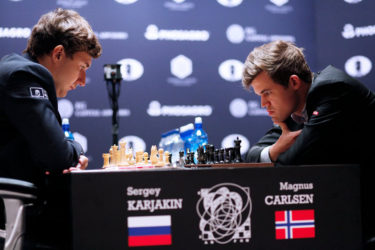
[51,45,65,62]
[289,75,302,90]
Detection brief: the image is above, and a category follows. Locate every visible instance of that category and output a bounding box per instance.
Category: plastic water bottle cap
[62,118,69,125]
[195,117,202,124]
[180,123,194,133]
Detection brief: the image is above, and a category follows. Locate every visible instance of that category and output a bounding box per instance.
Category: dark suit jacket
[247,65,375,242]
[0,53,83,186]
[245,117,302,162]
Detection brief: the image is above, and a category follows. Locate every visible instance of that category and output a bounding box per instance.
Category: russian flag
[275,209,315,240]
[128,215,172,247]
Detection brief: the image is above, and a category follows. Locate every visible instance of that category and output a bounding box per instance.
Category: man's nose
[261,96,268,108]
[76,70,86,87]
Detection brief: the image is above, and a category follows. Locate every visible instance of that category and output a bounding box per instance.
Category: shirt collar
[291,106,308,124]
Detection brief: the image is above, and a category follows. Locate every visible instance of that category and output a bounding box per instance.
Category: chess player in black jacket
[242,40,375,247]
[0,8,102,248]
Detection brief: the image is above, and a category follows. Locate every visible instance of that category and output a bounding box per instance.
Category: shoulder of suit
[0,53,53,86]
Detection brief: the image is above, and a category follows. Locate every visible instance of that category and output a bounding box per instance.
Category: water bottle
[179,123,195,155]
[158,131,168,150]
[62,118,74,140]
[164,129,179,155]
[170,129,184,165]
[193,117,208,147]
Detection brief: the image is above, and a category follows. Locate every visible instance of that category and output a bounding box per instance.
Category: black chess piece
[219,148,225,163]
[214,149,219,164]
[197,146,206,164]
[178,150,185,167]
[224,148,230,163]
[228,147,235,163]
[189,152,196,165]
[234,137,243,163]
[206,144,215,164]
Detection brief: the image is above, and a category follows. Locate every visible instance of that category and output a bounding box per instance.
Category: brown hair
[242,40,312,89]
[24,8,102,59]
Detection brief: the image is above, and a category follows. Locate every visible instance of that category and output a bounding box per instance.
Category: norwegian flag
[275,209,315,240]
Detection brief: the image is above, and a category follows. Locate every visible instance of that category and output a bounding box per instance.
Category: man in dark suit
[245,117,302,162]
[0,8,102,248]
[242,40,375,247]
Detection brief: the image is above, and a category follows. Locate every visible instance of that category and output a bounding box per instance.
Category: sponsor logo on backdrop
[95,31,128,40]
[218,59,244,82]
[342,23,375,39]
[117,58,144,81]
[58,99,131,118]
[73,132,87,153]
[57,0,88,8]
[221,134,250,155]
[115,0,138,4]
[164,0,195,11]
[216,0,243,7]
[229,98,268,118]
[226,24,295,44]
[120,135,146,152]
[275,209,315,240]
[168,54,197,86]
[265,0,293,14]
[127,215,172,247]
[196,183,251,244]
[144,24,209,42]
[0,27,30,38]
[344,0,362,3]
[147,101,212,117]
[345,55,372,77]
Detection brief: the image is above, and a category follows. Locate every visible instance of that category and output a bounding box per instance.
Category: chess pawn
[128,148,136,165]
[143,152,149,165]
[150,145,158,165]
[112,145,119,165]
[178,151,185,168]
[119,141,127,165]
[102,153,110,168]
[135,151,143,165]
[109,147,114,166]
[164,151,171,167]
[156,148,164,167]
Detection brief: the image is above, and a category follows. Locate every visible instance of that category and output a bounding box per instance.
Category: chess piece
[128,148,136,165]
[206,144,215,164]
[197,146,206,164]
[156,148,164,167]
[214,149,219,164]
[143,152,149,165]
[234,137,243,163]
[164,151,170,167]
[178,150,185,168]
[113,145,118,165]
[224,148,230,163]
[119,141,127,165]
[102,153,110,168]
[219,148,225,163]
[136,151,144,165]
[150,145,158,165]
[109,147,114,166]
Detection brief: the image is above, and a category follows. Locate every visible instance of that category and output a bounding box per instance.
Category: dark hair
[242,40,312,89]
[24,8,102,59]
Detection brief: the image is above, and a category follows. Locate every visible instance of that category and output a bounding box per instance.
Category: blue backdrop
[1,0,374,169]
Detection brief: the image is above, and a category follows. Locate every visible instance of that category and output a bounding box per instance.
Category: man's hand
[63,155,89,173]
[269,122,302,162]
